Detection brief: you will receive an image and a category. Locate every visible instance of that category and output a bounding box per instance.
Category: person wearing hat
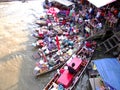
[68,63,76,74]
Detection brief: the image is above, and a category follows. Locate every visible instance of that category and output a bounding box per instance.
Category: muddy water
[0,1,89,90]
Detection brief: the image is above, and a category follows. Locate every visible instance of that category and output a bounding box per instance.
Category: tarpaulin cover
[93,58,120,90]
[50,0,74,7]
[87,0,116,8]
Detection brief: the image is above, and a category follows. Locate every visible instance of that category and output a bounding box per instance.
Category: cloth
[57,70,73,88]
[85,41,92,48]
[56,35,60,50]
[85,26,90,33]
[68,66,76,74]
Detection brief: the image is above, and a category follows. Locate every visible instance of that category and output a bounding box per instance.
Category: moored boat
[33,48,70,77]
[33,38,84,77]
[43,40,96,90]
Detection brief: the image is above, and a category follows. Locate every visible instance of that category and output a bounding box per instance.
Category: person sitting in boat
[68,63,76,74]
[32,40,45,48]
[84,41,96,56]
[85,41,92,48]
[78,47,89,58]
[48,41,56,51]
[32,28,48,39]
[48,55,57,66]
[43,0,51,9]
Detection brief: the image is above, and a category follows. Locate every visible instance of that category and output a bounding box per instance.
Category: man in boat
[68,63,76,74]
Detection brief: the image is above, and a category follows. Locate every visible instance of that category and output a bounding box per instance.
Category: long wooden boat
[33,39,83,77]
[33,48,70,77]
[36,20,47,26]
[43,40,96,90]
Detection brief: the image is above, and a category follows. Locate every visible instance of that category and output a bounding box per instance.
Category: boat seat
[57,70,74,88]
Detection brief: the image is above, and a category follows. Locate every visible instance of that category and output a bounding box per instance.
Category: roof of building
[93,58,120,90]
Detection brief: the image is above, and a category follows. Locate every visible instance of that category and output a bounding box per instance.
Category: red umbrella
[56,35,60,50]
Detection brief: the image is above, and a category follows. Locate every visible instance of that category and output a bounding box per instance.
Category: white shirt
[96,11,101,18]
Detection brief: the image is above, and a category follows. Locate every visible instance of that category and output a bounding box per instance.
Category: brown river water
[0,0,90,90]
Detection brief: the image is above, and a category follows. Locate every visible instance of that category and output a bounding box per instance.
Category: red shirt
[86,41,92,48]
[62,19,66,25]
[113,9,118,15]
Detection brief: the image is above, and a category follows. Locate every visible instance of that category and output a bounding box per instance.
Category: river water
[0,1,90,90]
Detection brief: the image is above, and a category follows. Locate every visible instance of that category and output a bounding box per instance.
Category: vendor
[68,63,76,74]
[48,55,57,66]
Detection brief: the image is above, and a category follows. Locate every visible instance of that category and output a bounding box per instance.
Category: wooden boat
[32,48,58,60]
[43,40,96,90]
[31,27,49,39]
[36,20,47,26]
[33,49,66,77]
[33,39,82,77]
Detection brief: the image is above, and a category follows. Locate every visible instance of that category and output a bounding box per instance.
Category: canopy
[93,58,120,90]
[50,0,74,7]
[47,7,60,15]
[87,0,116,8]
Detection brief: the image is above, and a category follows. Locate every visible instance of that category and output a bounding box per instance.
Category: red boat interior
[57,57,82,88]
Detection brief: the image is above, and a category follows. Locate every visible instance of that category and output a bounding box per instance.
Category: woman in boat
[68,63,76,74]
[48,41,56,51]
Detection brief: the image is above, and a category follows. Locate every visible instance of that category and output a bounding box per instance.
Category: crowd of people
[43,0,120,38]
[33,0,120,78]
